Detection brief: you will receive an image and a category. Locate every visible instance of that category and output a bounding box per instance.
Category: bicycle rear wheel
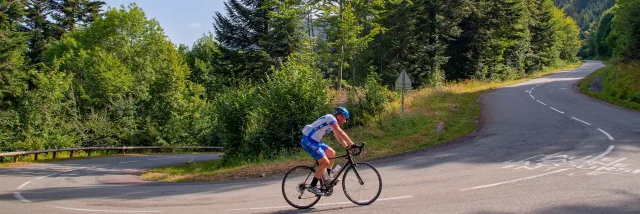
[342,162,382,205]
[282,166,321,209]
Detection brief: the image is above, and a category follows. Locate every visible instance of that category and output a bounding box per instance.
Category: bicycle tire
[282,165,322,209]
[342,162,382,205]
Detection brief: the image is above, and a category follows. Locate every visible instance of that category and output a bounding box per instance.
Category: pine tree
[214,0,307,80]
[412,0,469,86]
[445,0,529,81]
[0,0,28,104]
[527,0,558,72]
[20,0,57,64]
[317,0,383,90]
[50,0,106,38]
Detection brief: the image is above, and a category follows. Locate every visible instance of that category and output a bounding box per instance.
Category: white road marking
[38,166,105,179]
[589,145,615,163]
[530,95,535,99]
[55,206,161,213]
[17,181,31,190]
[549,107,564,114]
[536,100,547,106]
[119,160,140,164]
[460,169,571,191]
[228,196,414,211]
[13,192,31,203]
[571,117,592,126]
[597,128,614,141]
[147,158,174,161]
[37,173,56,179]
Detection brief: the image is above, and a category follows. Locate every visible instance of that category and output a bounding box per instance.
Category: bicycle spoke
[282,166,321,209]
[342,163,382,205]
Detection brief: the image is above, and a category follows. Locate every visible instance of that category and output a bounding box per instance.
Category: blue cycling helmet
[335,106,350,119]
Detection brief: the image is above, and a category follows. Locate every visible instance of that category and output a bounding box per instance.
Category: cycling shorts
[300,135,328,160]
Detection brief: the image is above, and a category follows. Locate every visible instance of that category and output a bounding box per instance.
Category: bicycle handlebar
[347,143,366,156]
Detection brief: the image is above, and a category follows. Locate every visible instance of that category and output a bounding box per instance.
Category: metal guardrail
[0,146,223,163]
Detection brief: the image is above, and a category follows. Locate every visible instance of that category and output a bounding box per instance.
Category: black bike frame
[315,146,365,188]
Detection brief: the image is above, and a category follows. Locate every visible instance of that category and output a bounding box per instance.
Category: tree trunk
[339,0,344,91]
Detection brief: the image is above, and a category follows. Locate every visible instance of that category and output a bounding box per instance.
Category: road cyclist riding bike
[299,106,355,195]
[282,106,382,209]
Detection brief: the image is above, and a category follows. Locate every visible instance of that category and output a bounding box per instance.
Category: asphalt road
[2,61,639,213]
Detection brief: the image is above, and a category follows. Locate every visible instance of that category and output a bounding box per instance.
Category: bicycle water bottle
[334,164,342,173]
[330,164,342,180]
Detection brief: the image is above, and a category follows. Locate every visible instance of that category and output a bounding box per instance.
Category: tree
[411,0,470,86]
[445,0,530,81]
[551,7,581,62]
[185,34,228,98]
[50,0,106,38]
[317,0,383,90]
[44,4,210,146]
[527,0,559,72]
[607,0,640,61]
[214,0,308,80]
[20,0,57,64]
[0,0,28,101]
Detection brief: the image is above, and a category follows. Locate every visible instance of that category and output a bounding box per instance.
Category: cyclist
[300,106,355,196]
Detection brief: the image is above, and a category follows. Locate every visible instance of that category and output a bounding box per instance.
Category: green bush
[251,52,330,159]
[214,82,259,158]
[346,72,392,127]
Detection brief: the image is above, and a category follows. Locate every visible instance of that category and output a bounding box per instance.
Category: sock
[326,168,332,177]
[311,177,319,187]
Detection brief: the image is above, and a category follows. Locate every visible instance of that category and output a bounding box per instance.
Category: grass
[578,61,640,111]
[142,60,582,183]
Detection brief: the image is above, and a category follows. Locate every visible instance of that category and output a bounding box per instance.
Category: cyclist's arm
[331,123,355,149]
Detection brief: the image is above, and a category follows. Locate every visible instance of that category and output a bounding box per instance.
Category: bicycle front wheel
[342,162,382,205]
[282,166,321,209]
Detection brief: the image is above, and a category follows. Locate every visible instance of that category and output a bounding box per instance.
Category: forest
[0,0,600,161]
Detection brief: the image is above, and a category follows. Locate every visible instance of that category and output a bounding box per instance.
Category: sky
[102,0,226,47]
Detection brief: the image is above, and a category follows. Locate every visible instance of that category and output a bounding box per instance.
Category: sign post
[394,71,412,113]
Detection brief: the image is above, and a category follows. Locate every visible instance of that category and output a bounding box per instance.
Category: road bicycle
[281,143,382,209]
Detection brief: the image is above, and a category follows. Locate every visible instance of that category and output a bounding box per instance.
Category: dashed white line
[550,107,564,114]
[17,181,31,190]
[119,160,140,164]
[37,173,56,179]
[228,196,414,211]
[459,169,571,191]
[55,206,161,213]
[597,129,614,140]
[13,192,31,203]
[530,95,535,99]
[536,100,547,106]
[147,158,173,161]
[571,117,592,126]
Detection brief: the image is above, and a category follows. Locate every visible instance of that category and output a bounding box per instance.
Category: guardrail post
[53,152,57,159]
[13,155,19,163]
[34,153,39,161]
[69,150,74,158]
[87,150,91,157]
[122,148,126,155]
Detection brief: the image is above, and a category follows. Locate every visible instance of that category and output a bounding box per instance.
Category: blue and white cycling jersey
[301,114,338,142]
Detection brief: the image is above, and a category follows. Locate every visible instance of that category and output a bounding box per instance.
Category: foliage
[607,0,640,61]
[251,49,330,159]
[345,72,392,126]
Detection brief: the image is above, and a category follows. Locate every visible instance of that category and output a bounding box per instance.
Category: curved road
[2,61,640,213]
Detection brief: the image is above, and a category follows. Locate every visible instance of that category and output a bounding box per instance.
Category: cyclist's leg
[301,136,327,182]
[315,155,330,180]
[324,146,336,171]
